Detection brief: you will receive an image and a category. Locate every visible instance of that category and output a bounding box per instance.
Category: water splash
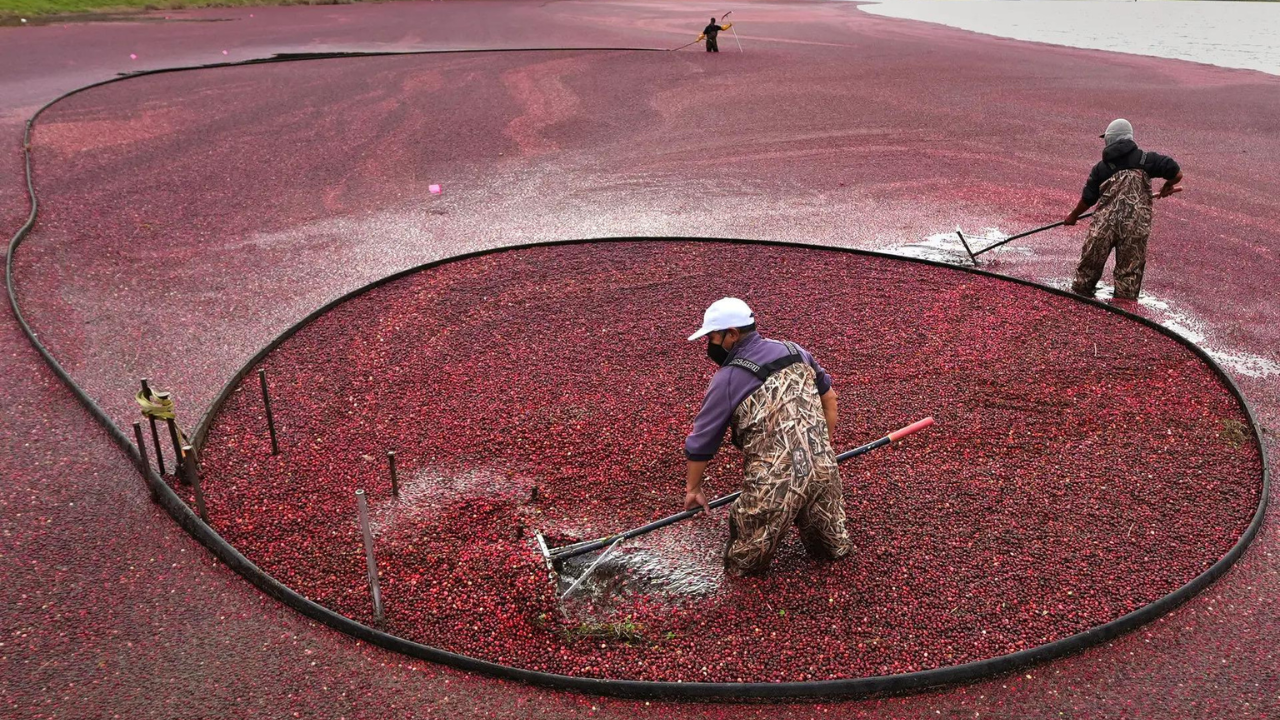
[555,521,724,623]
[367,463,533,535]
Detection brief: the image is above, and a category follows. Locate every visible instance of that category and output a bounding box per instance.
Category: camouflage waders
[1072,167,1153,300]
[724,353,851,576]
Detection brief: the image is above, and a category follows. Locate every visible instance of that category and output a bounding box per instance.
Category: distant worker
[1064,118,1182,300]
[683,298,851,576]
[699,17,732,53]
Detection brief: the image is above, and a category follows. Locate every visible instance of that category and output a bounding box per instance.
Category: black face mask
[706,338,729,366]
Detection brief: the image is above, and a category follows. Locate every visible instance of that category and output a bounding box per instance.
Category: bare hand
[1062,215,1078,226]
[1157,184,1183,198]
[684,490,710,513]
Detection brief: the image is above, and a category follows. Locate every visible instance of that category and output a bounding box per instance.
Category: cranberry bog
[4,0,1280,713]
[181,238,1263,696]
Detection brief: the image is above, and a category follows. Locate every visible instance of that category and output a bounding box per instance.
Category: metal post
[355,489,385,623]
[132,420,148,471]
[387,451,399,497]
[140,378,164,475]
[133,421,158,501]
[258,369,279,455]
[182,444,208,522]
[162,404,183,481]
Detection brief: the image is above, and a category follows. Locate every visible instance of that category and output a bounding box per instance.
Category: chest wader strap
[1101,151,1152,200]
[726,342,806,449]
[1106,150,1149,174]
[726,341,804,381]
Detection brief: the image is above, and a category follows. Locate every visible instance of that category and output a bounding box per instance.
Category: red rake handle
[834,416,933,461]
[889,416,934,442]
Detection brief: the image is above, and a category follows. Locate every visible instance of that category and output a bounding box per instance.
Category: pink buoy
[429,184,442,195]
[130,54,138,60]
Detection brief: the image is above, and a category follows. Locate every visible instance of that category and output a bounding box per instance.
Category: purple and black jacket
[684,332,833,461]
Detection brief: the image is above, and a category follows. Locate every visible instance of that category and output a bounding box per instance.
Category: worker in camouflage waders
[1064,118,1183,300]
[699,17,732,53]
[683,298,851,576]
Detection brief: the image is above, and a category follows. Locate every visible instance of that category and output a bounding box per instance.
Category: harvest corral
[192,240,1261,683]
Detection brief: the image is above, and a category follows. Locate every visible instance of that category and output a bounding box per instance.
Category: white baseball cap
[688,297,755,341]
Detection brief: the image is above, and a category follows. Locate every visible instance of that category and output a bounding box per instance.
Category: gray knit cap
[1101,118,1134,146]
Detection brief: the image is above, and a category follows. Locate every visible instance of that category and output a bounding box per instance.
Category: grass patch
[0,0,357,24]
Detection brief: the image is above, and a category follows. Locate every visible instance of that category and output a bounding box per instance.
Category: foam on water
[858,0,1280,76]
[890,227,1279,381]
[1132,294,1280,379]
[885,230,972,263]
[1055,283,1279,379]
[885,228,1032,264]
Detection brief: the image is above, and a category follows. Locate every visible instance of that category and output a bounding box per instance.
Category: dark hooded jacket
[1081,138,1180,207]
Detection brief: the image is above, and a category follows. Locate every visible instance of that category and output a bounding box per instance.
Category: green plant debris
[564,619,646,643]
[1219,418,1250,448]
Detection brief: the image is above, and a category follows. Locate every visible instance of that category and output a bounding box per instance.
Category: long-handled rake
[956,188,1181,265]
[955,213,1094,265]
[721,11,743,53]
[537,417,935,597]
